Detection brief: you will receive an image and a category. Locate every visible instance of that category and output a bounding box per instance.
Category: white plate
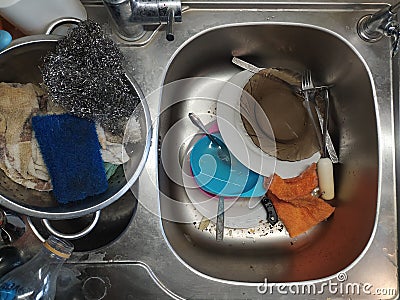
[217,70,320,179]
[181,134,266,229]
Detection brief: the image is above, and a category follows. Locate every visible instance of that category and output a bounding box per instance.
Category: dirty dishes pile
[181,126,268,229]
[217,70,320,179]
[181,64,323,230]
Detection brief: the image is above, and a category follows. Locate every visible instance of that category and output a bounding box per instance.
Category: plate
[217,70,320,178]
[190,133,266,198]
[182,134,267,229]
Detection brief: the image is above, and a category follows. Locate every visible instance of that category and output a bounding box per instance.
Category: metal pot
[27,186,138,249]
[0,33,152,220]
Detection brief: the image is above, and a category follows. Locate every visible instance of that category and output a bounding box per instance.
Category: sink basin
[158,23,378,282]
[28,187,138,252]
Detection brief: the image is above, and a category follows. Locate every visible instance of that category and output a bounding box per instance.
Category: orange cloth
[267,163,335,237]
[268,163,319,201]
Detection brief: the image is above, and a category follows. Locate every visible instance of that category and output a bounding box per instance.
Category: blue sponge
[32,114,108,204]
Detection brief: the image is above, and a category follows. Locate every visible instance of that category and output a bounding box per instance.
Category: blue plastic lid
[190,133,266,197]
[0,30,12,51]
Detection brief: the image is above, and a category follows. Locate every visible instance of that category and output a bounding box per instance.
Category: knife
[260,195,279,226]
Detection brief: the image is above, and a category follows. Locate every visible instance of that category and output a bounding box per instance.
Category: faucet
[102,0,182,41]
[357,2,400,56]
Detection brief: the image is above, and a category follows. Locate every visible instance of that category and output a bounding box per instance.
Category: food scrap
[265,163,335,238]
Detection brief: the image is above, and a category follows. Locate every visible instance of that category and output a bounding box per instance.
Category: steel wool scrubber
[41,20,140,135]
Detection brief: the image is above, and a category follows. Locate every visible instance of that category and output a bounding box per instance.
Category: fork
[302,70,335,200]
[301,71,338,163]
[301,70,324,151]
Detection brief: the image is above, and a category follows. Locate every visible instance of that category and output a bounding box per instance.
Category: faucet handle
[393,32,400,57]
[386,21,400,56]
[390,28,400,57]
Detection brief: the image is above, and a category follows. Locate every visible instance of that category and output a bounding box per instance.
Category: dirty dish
[190,133,266,197]
[217,70,320,179]
[242,68,320,161]
[182,135,267,229]
[188,112,230,163]
[189,124,267,238]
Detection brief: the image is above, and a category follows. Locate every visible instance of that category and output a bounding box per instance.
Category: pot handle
[45,17,83,35]
[42,210,101,240]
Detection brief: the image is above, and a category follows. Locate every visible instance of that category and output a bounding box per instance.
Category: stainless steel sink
[11,2,397,299]
[158,23,378,282]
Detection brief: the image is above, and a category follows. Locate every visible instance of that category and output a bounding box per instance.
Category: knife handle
[261,196,279,225]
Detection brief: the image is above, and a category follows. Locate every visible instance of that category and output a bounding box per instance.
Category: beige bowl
[241,68,320,162]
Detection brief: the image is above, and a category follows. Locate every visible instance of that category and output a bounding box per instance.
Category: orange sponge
[267,163,335,237]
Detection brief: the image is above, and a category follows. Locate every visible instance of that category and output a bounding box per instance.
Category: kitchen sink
[8,2,397,298]
[158,23,378,282]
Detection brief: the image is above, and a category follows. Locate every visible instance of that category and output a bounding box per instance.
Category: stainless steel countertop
[8,1,399,299]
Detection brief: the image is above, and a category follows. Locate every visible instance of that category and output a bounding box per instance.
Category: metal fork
[301,70,338,163]
[301,70,324,152]
[317,89,339,163]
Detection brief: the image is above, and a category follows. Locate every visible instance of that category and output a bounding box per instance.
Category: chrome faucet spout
[103,0,182,41]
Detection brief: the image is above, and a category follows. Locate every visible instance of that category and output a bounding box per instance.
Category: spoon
[190,134,278,227]
[188,112,230,162]
[190,133,256,241]
[188,114,231,241]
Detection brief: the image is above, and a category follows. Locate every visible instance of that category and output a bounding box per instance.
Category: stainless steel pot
[0,33,152,220]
